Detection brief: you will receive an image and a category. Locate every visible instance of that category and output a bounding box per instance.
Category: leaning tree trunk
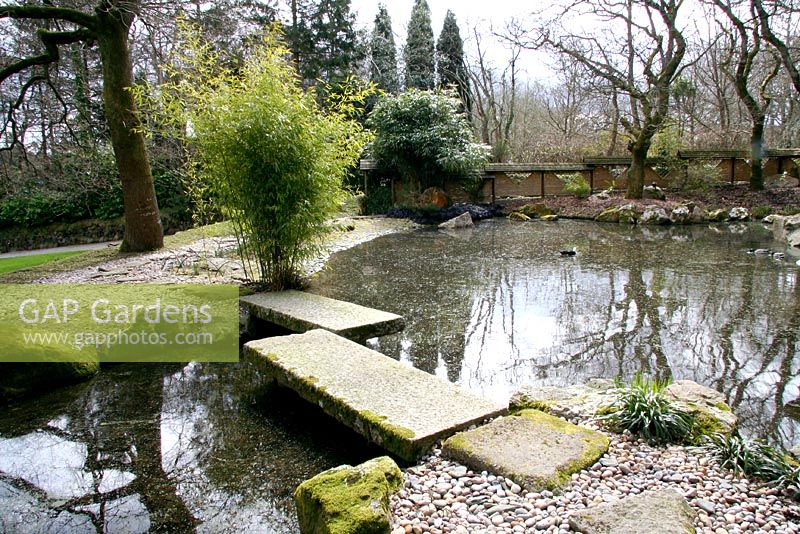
[626,143,649,199]
[97,8,163,252]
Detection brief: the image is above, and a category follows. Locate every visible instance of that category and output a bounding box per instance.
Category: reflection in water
[312,220,800,448]
[0,362,380,532]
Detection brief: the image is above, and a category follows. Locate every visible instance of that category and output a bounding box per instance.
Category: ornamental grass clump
[705,433,800,497]
[139,23,371,289]
[606,374,694,445]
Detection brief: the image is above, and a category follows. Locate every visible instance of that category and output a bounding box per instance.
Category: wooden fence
[359,149,800,204]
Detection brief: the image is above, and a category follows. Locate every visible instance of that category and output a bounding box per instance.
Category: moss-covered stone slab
[568,489,696,533]
[441,409,609,491]
[244,329,506,461]
[294,456,403,534]
[241,290,404,342]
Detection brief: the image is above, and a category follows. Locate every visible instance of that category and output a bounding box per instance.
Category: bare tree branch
[0,5,98,30]
[753,0,800,93]
[0,28,95,84]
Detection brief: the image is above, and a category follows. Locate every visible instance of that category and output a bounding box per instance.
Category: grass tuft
[705,433,800,497]
[604,373,694,445]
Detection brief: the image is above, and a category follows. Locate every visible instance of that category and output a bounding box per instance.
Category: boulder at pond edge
[438,212,473,230]
[294,456,403,534]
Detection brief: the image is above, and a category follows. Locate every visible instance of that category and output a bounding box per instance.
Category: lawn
[0,250,87,275]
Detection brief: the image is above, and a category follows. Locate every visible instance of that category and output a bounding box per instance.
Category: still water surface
[0,219,798,532]
[312,220,800,447]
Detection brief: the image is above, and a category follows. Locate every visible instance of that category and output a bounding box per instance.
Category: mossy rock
[707,208,728,222]
[0,361,99,403]
[618,206,639,224]
[294,456,403,534]
[517,203,555,217]
[509,379,618,421]
[442,409,609,491]
[664,380,737,444]
[596,205,637,224]
[595,207,621,223]
[507,212,532,222]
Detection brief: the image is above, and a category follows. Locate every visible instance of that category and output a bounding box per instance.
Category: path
[0,241,118,259]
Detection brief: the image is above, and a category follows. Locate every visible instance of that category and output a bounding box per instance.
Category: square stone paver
[442,409,609,491]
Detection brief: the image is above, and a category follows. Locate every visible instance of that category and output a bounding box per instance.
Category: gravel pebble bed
[391,425,800,534]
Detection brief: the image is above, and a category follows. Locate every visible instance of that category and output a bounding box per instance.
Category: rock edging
[510,378,737,444]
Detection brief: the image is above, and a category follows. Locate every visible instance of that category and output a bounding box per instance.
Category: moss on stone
[509,399,552,415]
[707,208,727,222]
[444,410,610,492]
[508,212,532,222]
[714,402,732,412]
[294,456,403,534]
[555,434,611,488]
[359,410,416,440]
[441,432,474,456]
[687,412,728,445]
[517,203,556,217]
[595,207,621,223]
[512,410,611,488]
[595,404,617,416]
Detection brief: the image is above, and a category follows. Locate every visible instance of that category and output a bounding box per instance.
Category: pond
[310,219,800,448]
[0,363,384,533]
[0,219,798,532]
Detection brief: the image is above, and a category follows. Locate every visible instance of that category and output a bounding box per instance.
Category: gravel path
[38,217,417,284]
[391,425,800,534]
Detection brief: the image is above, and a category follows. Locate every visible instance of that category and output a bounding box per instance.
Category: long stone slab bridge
[242,291,507,461]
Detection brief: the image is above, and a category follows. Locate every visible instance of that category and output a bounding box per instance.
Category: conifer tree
[285,0,360,86]
[370,4,399,93]
[436,10,471,111]
[404,0,435,90]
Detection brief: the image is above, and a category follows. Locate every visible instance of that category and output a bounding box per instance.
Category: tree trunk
[750,119,765,191]
[626,142,649,199]
[97,7,163,252]
[606,92,620,156]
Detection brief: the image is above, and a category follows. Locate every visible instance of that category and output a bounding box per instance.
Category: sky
[349,0,547,80]
[350,0,524,40]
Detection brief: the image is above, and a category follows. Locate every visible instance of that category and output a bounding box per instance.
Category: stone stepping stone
[244,329,506,461]
[241,289,405,343]
[441,409,609,491]
[568,489,696,533]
